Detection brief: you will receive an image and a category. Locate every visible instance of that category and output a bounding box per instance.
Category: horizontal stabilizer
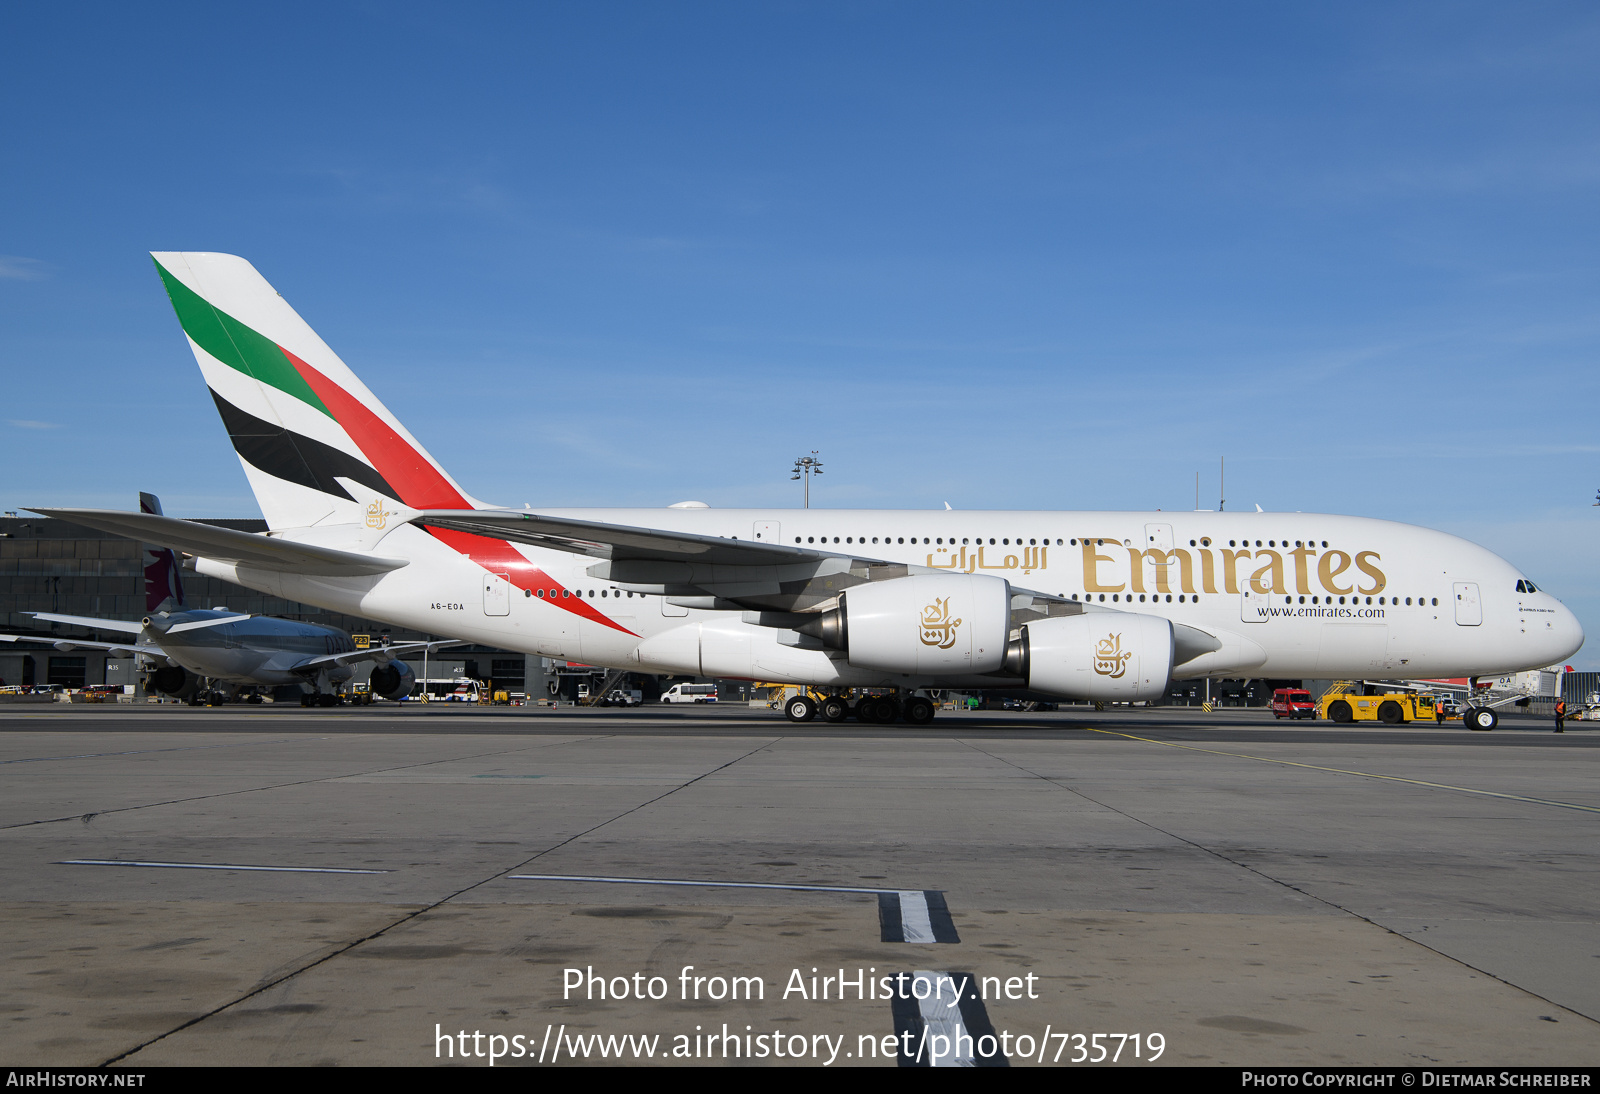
[28,509,407,576]
[28,612,144,634]
[164,613,253,635]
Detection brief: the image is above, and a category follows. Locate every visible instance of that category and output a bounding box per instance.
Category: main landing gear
[782,693,936,726]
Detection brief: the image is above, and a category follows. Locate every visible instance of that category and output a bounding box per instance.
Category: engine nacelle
[814,573,1011,675]
[148,665,201,699]
[1009,613,1174,701]
[368,660,416,700]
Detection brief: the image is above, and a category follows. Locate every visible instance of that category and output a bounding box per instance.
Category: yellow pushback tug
[1317,681,1440,725]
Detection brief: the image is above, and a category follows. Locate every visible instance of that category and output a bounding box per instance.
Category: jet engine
[1002,613,1174,702]
[148,665,201,700]
[368,659,416,701]
[805,573,1012,675]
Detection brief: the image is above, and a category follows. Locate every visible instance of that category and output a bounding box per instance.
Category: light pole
[791,452,823,508]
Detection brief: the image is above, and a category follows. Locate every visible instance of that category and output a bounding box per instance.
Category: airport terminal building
[0,512,552,698]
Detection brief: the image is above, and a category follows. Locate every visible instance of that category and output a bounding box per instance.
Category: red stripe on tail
[281,347,469,510]
[278,346,636,637]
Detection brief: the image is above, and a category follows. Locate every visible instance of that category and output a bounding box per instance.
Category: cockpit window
[1516,580,1526,593]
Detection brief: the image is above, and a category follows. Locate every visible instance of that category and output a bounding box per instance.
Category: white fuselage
[196,509,1583,689]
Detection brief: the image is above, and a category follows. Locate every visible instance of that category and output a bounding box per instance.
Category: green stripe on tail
[152,257,332,418]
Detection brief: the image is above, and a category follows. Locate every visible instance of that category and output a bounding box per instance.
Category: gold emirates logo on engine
[919,597,962,649]
[1094,633,1132,678]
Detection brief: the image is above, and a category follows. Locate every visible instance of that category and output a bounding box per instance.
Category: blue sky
[3,3,1597,663]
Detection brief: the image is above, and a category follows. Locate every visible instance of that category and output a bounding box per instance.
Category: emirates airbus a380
[37,253,1583,728]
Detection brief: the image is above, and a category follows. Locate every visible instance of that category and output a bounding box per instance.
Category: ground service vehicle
[1270,688,1315,719]
[1319,683,1436,725]
[661,683,717,704]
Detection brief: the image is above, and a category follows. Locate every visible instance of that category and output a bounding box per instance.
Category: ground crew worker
[1555,699,1566,733]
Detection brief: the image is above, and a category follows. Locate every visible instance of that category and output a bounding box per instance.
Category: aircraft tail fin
[150,252,482,530]
[140,492,185,613]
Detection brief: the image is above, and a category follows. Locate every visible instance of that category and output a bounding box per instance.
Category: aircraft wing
[414,509,836,566]
[0,633,167,660]
[26,508,407,576]
[412,508,903,613]
[288,639,466,674]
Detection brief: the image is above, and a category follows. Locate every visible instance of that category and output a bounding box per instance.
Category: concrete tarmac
[1,702,1596,1067]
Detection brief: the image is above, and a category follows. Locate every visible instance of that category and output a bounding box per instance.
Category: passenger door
[483,572,511,617]
[1240,587,1270,623]
[1453,582,1482,626]
[1143,523,1173,551]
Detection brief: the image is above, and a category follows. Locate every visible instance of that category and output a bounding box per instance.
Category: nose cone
[1550,601,1585,664]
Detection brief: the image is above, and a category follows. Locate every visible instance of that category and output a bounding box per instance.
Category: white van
[661,683,718,704]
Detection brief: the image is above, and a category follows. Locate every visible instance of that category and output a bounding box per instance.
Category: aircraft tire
[1378,701,1403,725]
[903,696,935,725]
[852,698,878,723]
[1467,707,1498,731]
[1328,700,1352,723]
[873,696,900,724]
[820,696,849,723]
[784,695,816,723]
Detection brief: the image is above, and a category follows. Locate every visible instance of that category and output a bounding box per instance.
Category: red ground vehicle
[1271,688,1316,720]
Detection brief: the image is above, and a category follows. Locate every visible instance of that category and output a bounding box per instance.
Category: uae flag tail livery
[152,252,482,528]
[151,252,626,637]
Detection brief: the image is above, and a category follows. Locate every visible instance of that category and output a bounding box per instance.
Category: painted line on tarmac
[511,874,962,944]
[890,970,1005,1067]
[58,859,389,874]
[508,872,891,893]
[1083,727,1600,814]
[879,891,961,943]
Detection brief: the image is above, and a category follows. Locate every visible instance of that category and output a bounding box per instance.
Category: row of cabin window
[789,535,1347,550]
[524,587,631,599]
[516,587,1436,607]
[1057,593,1436,606]
[1066,593,1201,603]
[796,535,1062,545]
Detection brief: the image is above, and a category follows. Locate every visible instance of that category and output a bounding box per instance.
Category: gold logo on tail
[365,500,387,530]
[919,597,963,649]
[1094,632,1132,678]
